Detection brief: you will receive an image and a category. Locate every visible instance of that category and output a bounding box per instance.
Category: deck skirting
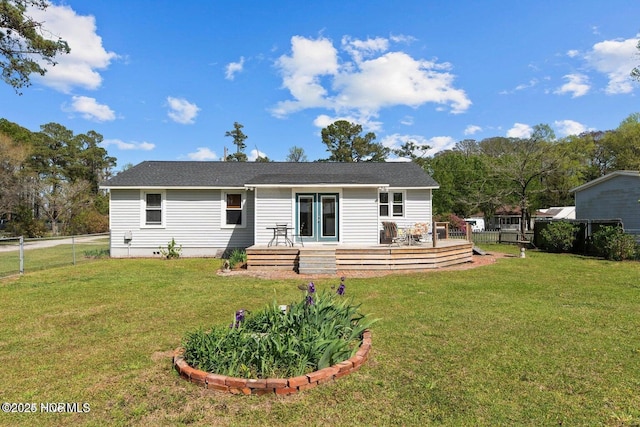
[246,241,473,273]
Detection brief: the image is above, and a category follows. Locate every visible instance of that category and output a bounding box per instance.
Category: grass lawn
[0,245,639,426]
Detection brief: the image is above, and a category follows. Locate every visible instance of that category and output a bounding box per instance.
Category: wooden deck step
[298,248,337,275]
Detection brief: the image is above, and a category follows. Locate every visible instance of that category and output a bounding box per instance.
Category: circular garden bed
[173,279,373,395]
[173,329,371,395]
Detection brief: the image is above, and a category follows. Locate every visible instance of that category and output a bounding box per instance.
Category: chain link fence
[0,233,110,278]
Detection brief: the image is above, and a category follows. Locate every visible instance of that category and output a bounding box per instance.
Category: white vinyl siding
[109,189,254,257]
[254,187,294,245]
[340,188,379,245]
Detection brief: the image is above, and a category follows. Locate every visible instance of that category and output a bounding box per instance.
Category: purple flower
[337,283,345,295]
[307,282,315,294]
[306,294,314,306]
[230,309,246,328]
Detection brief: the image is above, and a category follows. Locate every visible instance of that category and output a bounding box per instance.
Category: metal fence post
[19,236,24,275]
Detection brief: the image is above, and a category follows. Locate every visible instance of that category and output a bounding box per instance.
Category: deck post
[432,222,438,248]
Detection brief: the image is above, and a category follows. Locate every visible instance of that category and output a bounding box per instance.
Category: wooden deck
[246,239,473,274]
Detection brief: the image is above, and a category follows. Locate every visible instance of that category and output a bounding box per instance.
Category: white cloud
[334,51,470,114]
[101,139,155,151]
[506,123,533,138]
[400,116,414,126]
[554,73,590,97]
[501,79,538,95]
[248,148,268,161]
[381,133,455,158]
[272,36,339,117]
[389,34,417,45]
[341,36,389,62]
[67,96,115,121]
[225,57,245,80]
[515,79,538,91]
[584,36,639,94]
[29,4,118,92]
[272,35,471,119]
[187,147,217,160]
[464,125,482,135]
[554,119,588,137]
[312,113,384,133]
[567,49,580,58]
[166,97,200,124]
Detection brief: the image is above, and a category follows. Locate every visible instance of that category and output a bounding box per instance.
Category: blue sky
[1,1,639,169]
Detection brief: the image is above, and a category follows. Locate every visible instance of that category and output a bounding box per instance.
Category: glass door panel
[320,195,336,238]
[298,195,315,238]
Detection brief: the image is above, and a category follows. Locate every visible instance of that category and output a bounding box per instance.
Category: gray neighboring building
[101,161,439,257]
[571,170,640,236]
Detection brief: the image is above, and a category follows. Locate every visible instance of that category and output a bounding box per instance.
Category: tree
[224,122,248,162]
[321,120,389,162]
[70,130,116,193]
[286,145,307,162]
[480,124,561,238]
[428,149,493,217]
[392,140,431,168]
[601,113,640,171]
[0,131,30,219]
[0,0,70,92]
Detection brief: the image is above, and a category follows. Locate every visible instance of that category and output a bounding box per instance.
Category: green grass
[0,245,639,426]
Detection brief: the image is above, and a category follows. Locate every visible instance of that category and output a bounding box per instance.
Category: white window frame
[379,190,405,218]
[140,190,166,228]
[221,191,246,228]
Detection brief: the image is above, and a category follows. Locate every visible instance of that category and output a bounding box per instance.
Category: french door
[296,193,339,243]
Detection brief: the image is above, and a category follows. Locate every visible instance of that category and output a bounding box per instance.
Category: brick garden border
[173,329,371,395]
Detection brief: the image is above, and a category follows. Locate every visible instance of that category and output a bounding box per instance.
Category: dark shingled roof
[102,161,439,188]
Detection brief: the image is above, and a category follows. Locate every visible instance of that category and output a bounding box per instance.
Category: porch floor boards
[246,240,473,274]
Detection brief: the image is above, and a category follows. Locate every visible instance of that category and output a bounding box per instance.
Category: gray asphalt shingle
[101,161,439,188]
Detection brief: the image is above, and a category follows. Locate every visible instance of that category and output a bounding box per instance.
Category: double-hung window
[223,192,245,227]
[379,191,404,217]
[141,191,165,227]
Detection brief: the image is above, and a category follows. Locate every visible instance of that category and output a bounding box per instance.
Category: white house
[100,161,440,258]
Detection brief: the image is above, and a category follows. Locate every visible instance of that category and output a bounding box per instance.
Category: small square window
[226,210,242,225]
[146,193,161,207]
[227,194,241,209]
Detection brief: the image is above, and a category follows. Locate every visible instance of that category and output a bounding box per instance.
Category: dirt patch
[217,252,511,280]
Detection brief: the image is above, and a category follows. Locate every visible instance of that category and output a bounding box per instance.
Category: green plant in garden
[182,278,376,378]
[227,248,247,269]
[540,221,577,253]
[592,226,639,261]
[159,238,182,259]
